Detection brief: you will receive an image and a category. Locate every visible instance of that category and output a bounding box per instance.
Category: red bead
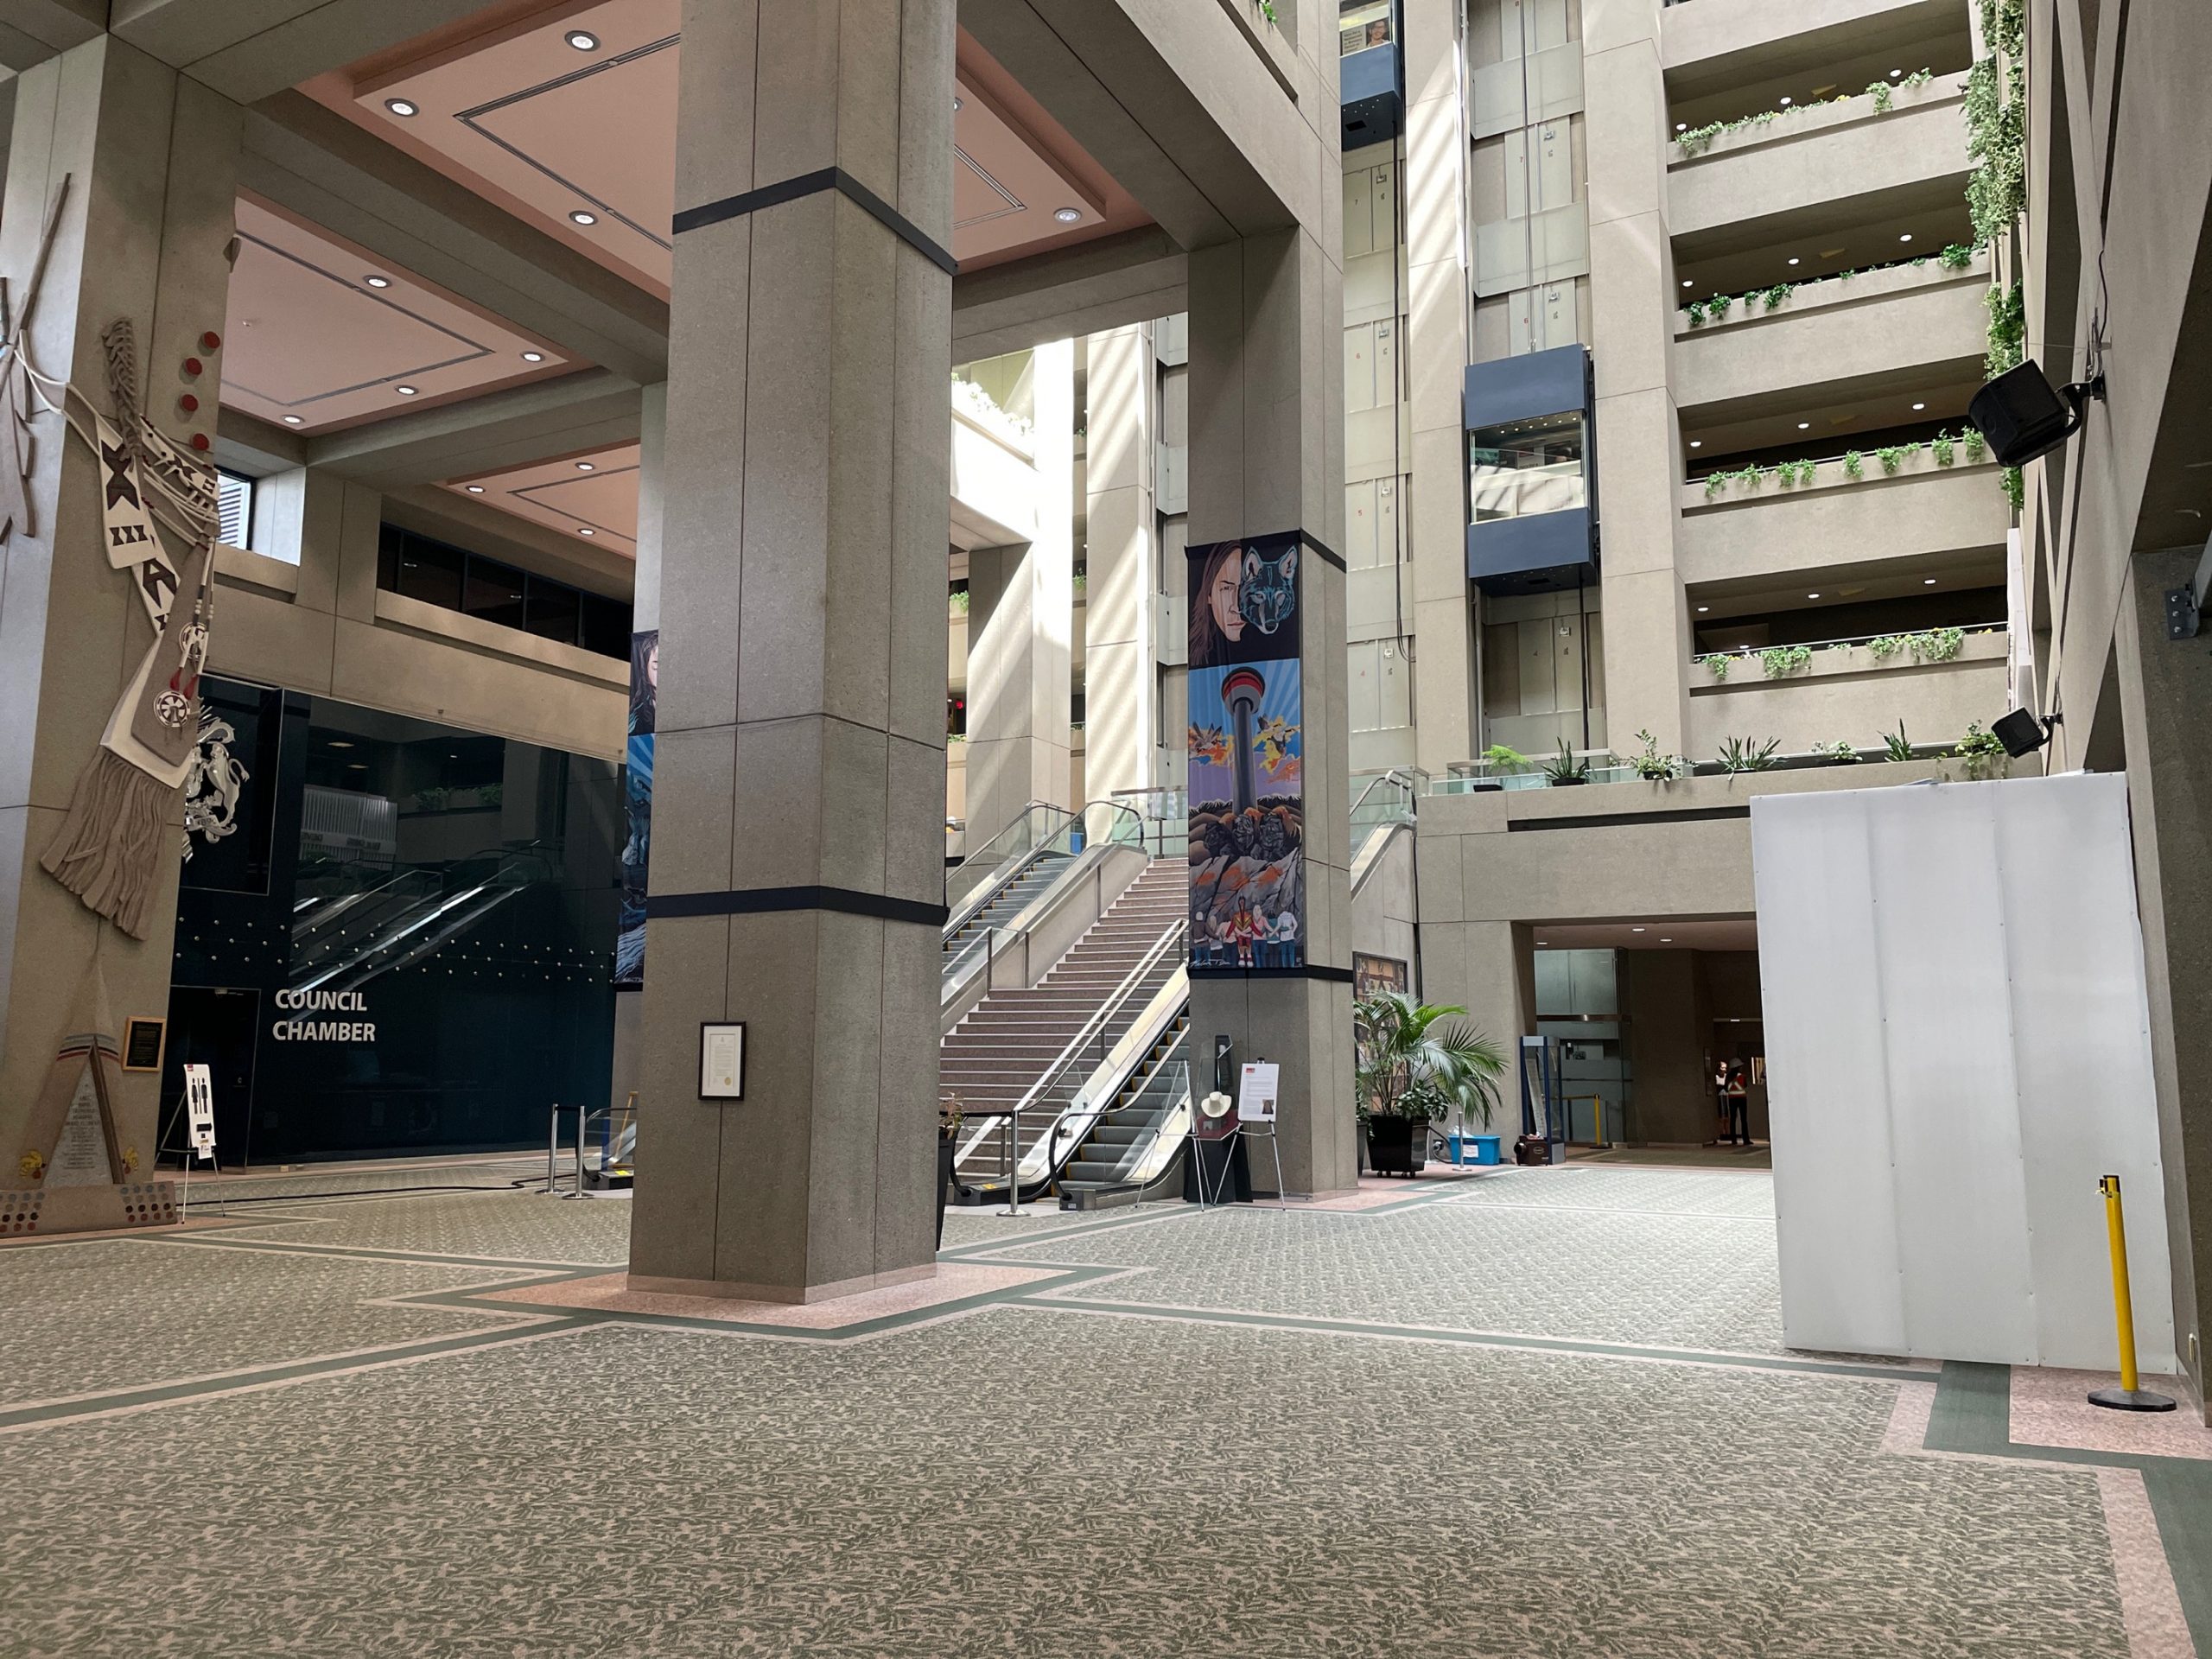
[182,357,203,376]
[190,433,210,451]
[200,331,221,352]
[179,393,200,414]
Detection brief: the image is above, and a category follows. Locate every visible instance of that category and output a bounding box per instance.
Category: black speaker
[1968,360,2100,467]
[1993,706,2048,758]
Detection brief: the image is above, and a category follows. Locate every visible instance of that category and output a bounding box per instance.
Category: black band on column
[673,168,957,275]
[646,886,949,927]
[1190,964,1357,984]
[1297,531,1346,572]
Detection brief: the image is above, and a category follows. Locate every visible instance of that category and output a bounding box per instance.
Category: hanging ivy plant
[1984,283,2025,378]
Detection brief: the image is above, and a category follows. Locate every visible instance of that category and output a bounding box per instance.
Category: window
[374,524,632,660]
[1469,411,1586,522]
[217,470,254,550]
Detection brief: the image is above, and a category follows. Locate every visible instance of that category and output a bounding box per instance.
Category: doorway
[161,987,261,1169]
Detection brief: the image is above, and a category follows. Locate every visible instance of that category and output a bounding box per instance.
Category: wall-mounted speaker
[1968,360,2105,467]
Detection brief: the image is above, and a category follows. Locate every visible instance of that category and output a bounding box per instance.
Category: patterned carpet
[0,1162,2201,1656]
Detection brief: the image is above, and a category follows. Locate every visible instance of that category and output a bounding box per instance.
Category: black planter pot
[1365,1114,1427,1178]
[935,1135,958,1249]
[1548,775,1588,787]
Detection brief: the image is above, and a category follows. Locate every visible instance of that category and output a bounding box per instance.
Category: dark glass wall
[168,677,621,1164]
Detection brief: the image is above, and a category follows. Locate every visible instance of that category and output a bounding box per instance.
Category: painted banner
[1186,532,1305,971]
[614,630,657,988]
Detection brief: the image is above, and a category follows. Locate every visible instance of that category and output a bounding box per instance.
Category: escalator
[287,844,552,997]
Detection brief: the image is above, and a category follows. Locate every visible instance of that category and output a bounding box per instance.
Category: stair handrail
[1115,1059,1194,1189]
[996,915,1185,1207]
[1039,967,1189,1168]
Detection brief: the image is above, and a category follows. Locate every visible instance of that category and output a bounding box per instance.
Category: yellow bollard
[2088,1174,2177,1413]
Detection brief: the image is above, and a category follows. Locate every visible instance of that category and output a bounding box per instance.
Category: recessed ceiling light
[1675,122,1688,132]
[953,96,964,111]
[1632,926,1647,933]
[1697,605,1710,613]
[1796,422,1810,430]
[395,385,419,396]
[1808,591,1822,599]
[1053,207,1082,224]
[575,461,595,472]
[1787,257,1801,266]
[1899,233,1913,243]
[1778,96,1792,106]
[1689,440,1702,448]
[364,275,391,289]
[564,29,599,49]
[283,414,303,425]
[577,527,595,536]
[1890,68,1904,78]
[385,98,418,118]
[1923,577,1938,585]
[521,351,545,363]
[327,741,353,749]
[466,485,486,493]
[569,209,598,226]
[1911,402,1927,411]
[1681,279,1694,289]
[1661,938,1673,944]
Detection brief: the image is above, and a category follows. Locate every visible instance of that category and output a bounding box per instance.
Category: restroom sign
[182,1063,217,1160]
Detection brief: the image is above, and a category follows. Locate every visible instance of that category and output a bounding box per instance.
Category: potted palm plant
[937,1096,964,1249]
[1354,992,1509,1177]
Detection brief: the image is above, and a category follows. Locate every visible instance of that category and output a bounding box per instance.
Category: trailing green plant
[1541,740,1590,786]
[1868,635,1910,661]
[1867,79,1895,115]
[1717,735,1782,774]
[1760,645,1813,679]
[1882,721,1915,763]
[1354,990,1508,1131]
[1931,432,1955,467]
[1697,653,1734,683]
[1682,298,1707,325]
[2002,465,2025,511]
[1966,0,2026,251]
[1674,70,1934,158]
[1961,427,1987,462]
[1939,242,1975,270]
[1876,446,1909,475]
[1481,743,1532,774]
[1910,627,1966,664]
[1258,0,1279,22]
[1843,450,1864,480]
[1984,283,2025,378]
[1818,739,1861,765]
[949,588,970,613]
[1759,284,1790,311]
[1953,718,2009,780]
[1630,728,1684,783]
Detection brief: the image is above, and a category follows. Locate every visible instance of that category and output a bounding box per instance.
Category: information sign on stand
[182,1064,216,1159]
[1236,1062,1280,1124]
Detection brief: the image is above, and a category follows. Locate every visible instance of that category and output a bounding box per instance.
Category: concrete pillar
[1584,0,1688,755]
[965,341,1073,832]
[1083,323,1158,799]
[608,381,665,1114]
[2115,548,2212,1416]
[1404,0,1478,774]
[1186,223,1357,1201]
[0,41,238,1212]
[630,1,952,1301]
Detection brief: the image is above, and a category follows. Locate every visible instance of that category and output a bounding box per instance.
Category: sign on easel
[182,1064,216,1160]
[1237,1061,1280,1125]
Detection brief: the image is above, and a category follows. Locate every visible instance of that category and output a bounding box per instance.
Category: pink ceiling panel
[443,442,641,556]
[222,197,569,433]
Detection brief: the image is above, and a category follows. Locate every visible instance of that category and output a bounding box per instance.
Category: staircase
[943,858,1185,1198]
[1055,1020,1190,1199]
[943,850,1072,962]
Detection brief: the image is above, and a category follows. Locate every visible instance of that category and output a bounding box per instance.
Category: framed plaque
[121,1016,167,1073]
[699,1022,746,1101]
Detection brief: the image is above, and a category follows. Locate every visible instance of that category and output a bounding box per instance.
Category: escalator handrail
[1042,1018,1189,1185]
[944,802,1073,935]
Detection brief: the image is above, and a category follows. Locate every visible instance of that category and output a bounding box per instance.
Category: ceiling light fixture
[953,96,964,111]
[385,98,418,118]
[1924,577,1938,585]
[565,29,599,49]
[1681,279,1694,289]
[1787,257,1801,266]
[1778,96,1792,106]
[1797,422,1810,430]
[1899,233,1913,243]
[1808,591,1822,599]
[1675,122,1688,132]
[466,485,486,493]
[1912,402,1927,411]
[1697,605,1710,613]
[1890,68,1904,78]
[1661,938,1673,944]
[364,275,391,289]
[395,385,420,397]
[327,741,353,749]
[569,209,598,226]
[575,461,595,472]
[577,527,595,536]
[1053,207,1082,224]
[1631,926,1647,933]
[521,350,545,363]
[283,414,303,425]
[1689,440,1702,448]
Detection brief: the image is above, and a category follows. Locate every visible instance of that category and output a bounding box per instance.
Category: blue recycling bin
[1447,1133,1503,1166]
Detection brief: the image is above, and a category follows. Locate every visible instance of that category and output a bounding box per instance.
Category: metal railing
[944,801,1073,926]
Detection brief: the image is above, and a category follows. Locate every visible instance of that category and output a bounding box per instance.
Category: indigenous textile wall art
[1187,532,1306,972]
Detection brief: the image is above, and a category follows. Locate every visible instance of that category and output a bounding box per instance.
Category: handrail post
[547,1103,559,1197]
[1002,1106,1020,1217]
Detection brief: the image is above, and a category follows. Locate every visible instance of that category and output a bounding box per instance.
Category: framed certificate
[699,1022,746,1101]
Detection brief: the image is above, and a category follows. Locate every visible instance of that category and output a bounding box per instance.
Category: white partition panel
[1751,773,2173,1370]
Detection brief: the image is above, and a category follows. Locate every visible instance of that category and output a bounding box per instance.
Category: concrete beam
[303,367,644,488]
[380,483,634,601]
[242,92,670,386]
[959,0,1319,249]
[953,226,1186,359]
[0,0,102,73]
[110,0,492,105]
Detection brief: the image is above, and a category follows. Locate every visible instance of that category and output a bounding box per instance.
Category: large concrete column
[965,341,1074,833]
[1404,0,1478,774]
[1584,0,1689,753]
[2116,548,2212,1416]
[631,1,952,1301]
[0,41,238,1214]
[1187,224,1357,1200]
[1083,323,1158,798]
